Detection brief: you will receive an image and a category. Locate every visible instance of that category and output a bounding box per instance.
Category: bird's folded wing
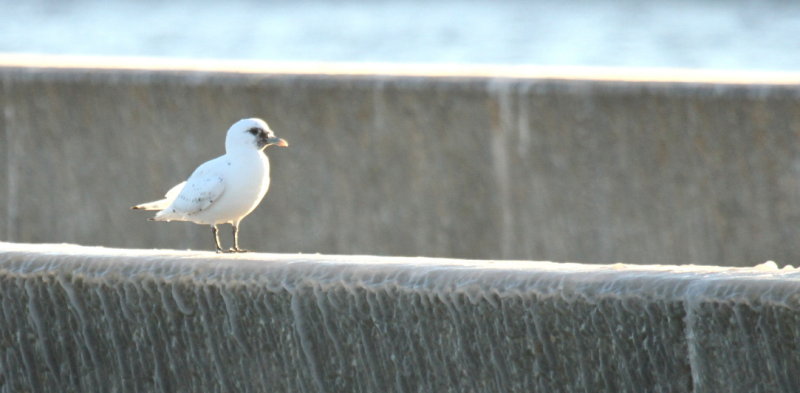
[164,181,187,200]
[170,174,225,215]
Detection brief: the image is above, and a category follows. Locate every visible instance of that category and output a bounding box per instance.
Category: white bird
[132,118,288,253]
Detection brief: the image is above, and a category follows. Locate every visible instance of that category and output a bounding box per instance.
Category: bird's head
[225,118,289,153]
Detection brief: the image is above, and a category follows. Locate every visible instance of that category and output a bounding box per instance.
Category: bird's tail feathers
[130,199,170,211]
[130,181,187,211]
[152,209,183,222]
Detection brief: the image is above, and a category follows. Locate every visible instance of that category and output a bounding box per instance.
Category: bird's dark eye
[247,127,260,136]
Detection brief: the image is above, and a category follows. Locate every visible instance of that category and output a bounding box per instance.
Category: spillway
[2,242,799,392]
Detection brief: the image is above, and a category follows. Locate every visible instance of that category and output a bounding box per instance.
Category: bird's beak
[269,137,289,147]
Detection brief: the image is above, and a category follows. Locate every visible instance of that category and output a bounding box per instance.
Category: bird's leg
[211,225,224,253]
[231,223,249,253]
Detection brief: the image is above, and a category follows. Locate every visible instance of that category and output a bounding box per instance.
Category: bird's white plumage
[161,165,226,219]
[164,181,187,201]
[129,181,186,211]
[134,118,280,226]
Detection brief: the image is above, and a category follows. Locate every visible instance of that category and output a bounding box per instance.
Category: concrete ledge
[2,242,799,392]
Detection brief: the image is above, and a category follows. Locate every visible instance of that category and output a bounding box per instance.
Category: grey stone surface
[1,66,800,266]
[2,243,800,392]
[0,80,6,241]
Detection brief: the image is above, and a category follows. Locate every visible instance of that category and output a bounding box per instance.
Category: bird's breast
[227,153,271,200]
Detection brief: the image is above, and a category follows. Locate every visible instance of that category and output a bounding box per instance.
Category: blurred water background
[1,0,800,70]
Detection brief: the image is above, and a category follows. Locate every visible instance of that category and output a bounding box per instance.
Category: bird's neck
[226,146,266,158]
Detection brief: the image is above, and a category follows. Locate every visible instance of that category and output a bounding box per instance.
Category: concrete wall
[2,61,800,266]
[2,242,800,392]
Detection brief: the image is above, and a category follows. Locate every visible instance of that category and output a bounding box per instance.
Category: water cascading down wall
[2,57,800,392]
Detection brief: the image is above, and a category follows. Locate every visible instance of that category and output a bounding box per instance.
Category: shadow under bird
[131,118,289,253]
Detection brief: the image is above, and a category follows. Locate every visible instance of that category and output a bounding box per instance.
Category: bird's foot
[228,248,250,253]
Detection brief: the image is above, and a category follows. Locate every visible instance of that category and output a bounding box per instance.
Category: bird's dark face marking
[248,127,269,149]
[247,126,282,150]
